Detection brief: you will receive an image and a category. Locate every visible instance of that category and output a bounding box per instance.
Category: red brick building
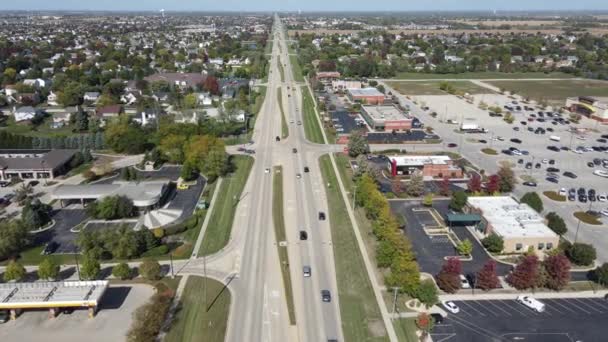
[388,155,463,179]
[347,88,385,105]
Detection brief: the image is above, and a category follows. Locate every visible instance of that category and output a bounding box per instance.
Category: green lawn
[487,79,608,106]
[272,166,296,324]
[387,80,493,95]
[301,86,325,144]
[265,40,273,55]
[199,155,254,255]
[278,58,286,82]
[392,71,575,80]
[319,155,388,342]
[277,87,289,139]
[165,276,231,342]
[394,318,419,342]
[290,55,304,82]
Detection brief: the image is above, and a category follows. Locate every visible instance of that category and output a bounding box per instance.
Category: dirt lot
[387,80,494,96]
[0,284,154,342]
[487,79,608,106]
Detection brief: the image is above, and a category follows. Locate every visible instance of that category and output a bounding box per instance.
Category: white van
[517,295,545,312]
[549,135,561,142]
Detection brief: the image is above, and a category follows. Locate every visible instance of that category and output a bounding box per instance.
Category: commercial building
[361,105,412,132]
[0,149,77,181]
[387,155,463,179]
[466,196,559,254]
[52,180,168,210]
[0,280,109,320]
[347,87,385,105]
[316,71,341,81]
[565,96,608,123]
[331,80,362,91]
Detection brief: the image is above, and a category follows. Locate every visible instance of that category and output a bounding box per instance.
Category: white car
[541,159,549,164]
[265,168,270,174]
[598,195,607,202]
[517,295,545,313]
[442,301,460,314]
[594,170,608,178]
[460,275,471,289]
[601,209,608,217]
[558,188,567,197]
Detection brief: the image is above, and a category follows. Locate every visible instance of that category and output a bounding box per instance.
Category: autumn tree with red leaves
[476,260,500,291]
[543,253,571,290]
[486,174,500,194]
[507,255,540,290]
[467,173,482,193]
[436,258,462,293]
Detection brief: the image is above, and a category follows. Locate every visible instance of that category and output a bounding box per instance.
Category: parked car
[523,181,537,187]
[442,301,460,314]
[318,212,326,220]
[42,241,58,255]
[460,275,471,289]
[299,231,308,240]
[431,313,444,324]
[517,296,545,313]
[0,310,8,324]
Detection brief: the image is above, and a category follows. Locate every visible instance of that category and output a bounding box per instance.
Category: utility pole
[169,253,175,279]
[391,287,400,314]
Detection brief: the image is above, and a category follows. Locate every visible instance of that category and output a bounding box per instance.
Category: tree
[546,212,567,236]
[90,195,136,220]
[81,254,101,280]
[456,239,473,256]
[594,263,608,286]
[482,234,504,253]
[497,164,516,193]
[4,260,26,282]
[180,162,197,181]
[112,262,133,280]
[415,312,435,337]
[436,258,462,293]
[183,93,197,109]
[439,176,451,196]
[0,220,29,260]
[104,116,147,154]
[406,172,425,197]
[476,260,499,291]
[58,81,85,106]
[566,243,596,266]
[507,255,540,290]
[139,259,162,280]
[38,258,60,280]
[202,75,220,95]
[467,174,482,193]
[486,174,500,194]
[543,253,571,290]
[520,192,543,213]
[347,130,369,157]
[73,110,89,132]
[449,190,468,212]
[13,183,33,205]
[414,280,439,308]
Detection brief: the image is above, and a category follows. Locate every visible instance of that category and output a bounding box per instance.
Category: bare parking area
[434,297,608,342]
[0,284,153,342]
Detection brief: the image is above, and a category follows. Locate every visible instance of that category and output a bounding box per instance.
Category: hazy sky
[1,0,607,11]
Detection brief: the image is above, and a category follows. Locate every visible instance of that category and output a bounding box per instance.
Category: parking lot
[330,110,367,134]
[434,297,608,341]
[0,284,153,342]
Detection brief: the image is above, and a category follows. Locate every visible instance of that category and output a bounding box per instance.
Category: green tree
[414,280,439,308]
[594,263,608,286]
[546,212,567,236]
[180,162,197,181]
[38,258,60,280]
[112,262,133,280]
[566,243,596,266]
[4,260,26,282]
[497,163,516,193]
[104,116,147,154]
[482,234,504,253]
[422,193,433,207]
[456,239,473,256]
[3,67,16,83]
[58,81,85,106]
[449,190,468,212]
[406,172,425,197]
[80,254,101,280]
[0,220,29,260]
[520,192,543,213]
[347,130,369,157]
[139,259,162,280]
[183,93,197,109]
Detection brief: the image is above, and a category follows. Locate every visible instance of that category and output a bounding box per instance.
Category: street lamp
[40,160,48,186]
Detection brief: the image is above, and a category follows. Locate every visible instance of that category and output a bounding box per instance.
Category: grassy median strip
[165,276,231,342]
[290,55,304,82]
[319,155,388,342]
[302,85,325,144]
[393,318,419,342]
[277,87,289,139]
[278,58,285,82]
[199,155,254,256]
[272,166,296,324]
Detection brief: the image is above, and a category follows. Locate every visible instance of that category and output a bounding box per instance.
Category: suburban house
[47,91,59,106]
[135,108,163,126]
[13,106,38,122]
[0,149,77,181]
[84,92,101,102]
[96,105,123,120]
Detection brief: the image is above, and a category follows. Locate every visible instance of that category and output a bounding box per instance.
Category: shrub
[520,192,543,213]
[38,258,60,280]
[4,260,26,282]
[449,190,468,212]
[545,212,567,236]
[566,243,596,266]
[112,262,132,280]
[139,259,162,280]
[456,239,473,256]
[141,245,170,258]
[414,280,439,308]
[126,292,173,342]
[593,263,608,286]
[152,228,165,239]
[482,234,504,253]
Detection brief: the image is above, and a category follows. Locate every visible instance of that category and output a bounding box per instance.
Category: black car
[478,139,487,144]
[594,158,602,166]
[548,159,555,165]
[535,163,541,169]
[0,181,9,188]
[447,143,458,148]
[502,149,513,155]
[563,171,577,179]
[275,136,280,142]
[511,138,522,144]
[568,194,576,201]
[547,146,560,152]
[599,138,608,143]
[513,127,520,131]
[431,313,444,324]
[299,231,308,240]
[547,167,560,173]
[523,181,537,187]
[578,188,586,196]
[304,166,310,173]
[321,290,332,302]
[546,127,554,132]
[292,148,297,153]
[518,159,524,164]
[546,177,559,183]
[318,212,326,220]
[588,162,595,167]
[579,195,588,203]
[43,241,58,255]
[525,162,532,169]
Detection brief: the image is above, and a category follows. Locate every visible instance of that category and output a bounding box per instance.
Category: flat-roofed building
[52,181,168,210]
[565,96,608,123]
[0,149,76,181]
[331,80,362,91]
[466,196,559,254]
[387,155,463,179]
[361,105,412,131]
[347,87,385,105]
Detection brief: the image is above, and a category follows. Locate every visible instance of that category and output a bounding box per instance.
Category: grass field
[487,79,608,105]
[319,154,388,342]
[199,155,254,256]
[272,166,296,325]
[165,276,231,342]
[393,318,419,342]
[277,87,289,139]
[387,80,494,95]
[301,86,325,144]
[290,55,304,82]
[265,40,273,55]
[392,71,575,80]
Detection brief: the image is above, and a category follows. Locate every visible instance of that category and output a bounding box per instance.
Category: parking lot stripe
[572,298,604,313]
[497,300,530,316]
[449,315,506,341]
[548,299,579,314]
[576,298,604,313]
[458,301,487,316]
[485,300,512,316]
[555,298,591,314]
[588,298,608,310]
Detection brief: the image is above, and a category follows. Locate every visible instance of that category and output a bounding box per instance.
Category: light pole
[391,287,400,314]
[352,183,359,210]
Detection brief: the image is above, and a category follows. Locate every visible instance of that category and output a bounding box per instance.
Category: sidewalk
[191,178,223,258]
[440,289,608,301]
